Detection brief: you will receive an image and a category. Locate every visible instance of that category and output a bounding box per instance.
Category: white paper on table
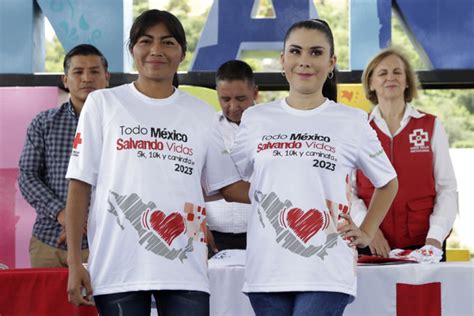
[209,249,246,268]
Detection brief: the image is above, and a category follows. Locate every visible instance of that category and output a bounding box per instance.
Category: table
[0,268,97,316]
[208,250,474,316]
[2,257,472,316]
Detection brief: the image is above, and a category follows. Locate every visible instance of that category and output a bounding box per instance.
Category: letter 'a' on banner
[190,0,318,71]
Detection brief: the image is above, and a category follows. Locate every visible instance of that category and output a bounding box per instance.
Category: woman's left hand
[425,238,442,249]
[337,213,373,248]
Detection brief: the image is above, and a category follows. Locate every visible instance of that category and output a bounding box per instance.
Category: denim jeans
[94,290,209,316]
[248,291,352,316]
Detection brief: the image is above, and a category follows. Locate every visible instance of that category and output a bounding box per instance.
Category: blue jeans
[94,290,209,316]
[248,291,352,316]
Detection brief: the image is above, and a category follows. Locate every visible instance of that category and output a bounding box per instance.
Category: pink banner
[0,87,60,268]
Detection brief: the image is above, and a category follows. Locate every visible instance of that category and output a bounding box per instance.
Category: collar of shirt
[217,111,238,124]
[216,111,239,150]
[65,99,80,119]
[369,103,425,137]
[217,111,226,122]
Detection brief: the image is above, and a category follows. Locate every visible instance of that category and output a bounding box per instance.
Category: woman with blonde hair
[352,47,457,260]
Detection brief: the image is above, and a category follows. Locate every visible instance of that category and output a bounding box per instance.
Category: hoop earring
[281,70,286,77]
[327,71,334,79]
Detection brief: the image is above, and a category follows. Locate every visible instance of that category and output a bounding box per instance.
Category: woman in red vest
[352,48,457,260]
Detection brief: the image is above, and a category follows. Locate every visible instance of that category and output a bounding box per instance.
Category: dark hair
[216,60,255,86]
[283,19,337,101]
[128,9,187,87]
[63,44,108,74]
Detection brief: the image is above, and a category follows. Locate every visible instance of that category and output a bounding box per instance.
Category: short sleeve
[66,93,103,185]
[230,111,255,181]
[356,119,396,188]
[201,114,241,195]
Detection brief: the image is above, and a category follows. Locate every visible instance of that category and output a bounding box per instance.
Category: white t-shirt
[231,98,396,296]
[206,112,250,234]
[66,83,241,296]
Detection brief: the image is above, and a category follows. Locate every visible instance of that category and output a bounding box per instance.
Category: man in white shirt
[207,60,258,256]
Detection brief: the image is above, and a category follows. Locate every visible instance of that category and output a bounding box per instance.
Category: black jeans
[212,231,247,250]
[94,290,209,316]
[208,230,246,258]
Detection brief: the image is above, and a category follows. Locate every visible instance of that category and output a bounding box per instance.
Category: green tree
[45,36,65,73]
[414,90,474,147]
[164,0,207,71]
[458,91,474,114]
[254,0,276,17]
[164,0,190,16]
[315,0,349,70]
[134,0,149,18]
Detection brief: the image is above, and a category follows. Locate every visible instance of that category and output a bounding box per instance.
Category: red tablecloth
[0,268,97,316]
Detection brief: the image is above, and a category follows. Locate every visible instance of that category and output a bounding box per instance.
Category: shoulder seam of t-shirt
[88,90,114,135]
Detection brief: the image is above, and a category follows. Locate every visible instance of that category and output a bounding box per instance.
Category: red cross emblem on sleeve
[73,132,83,149]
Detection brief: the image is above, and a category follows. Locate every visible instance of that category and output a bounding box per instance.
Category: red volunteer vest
[356,113,436,248]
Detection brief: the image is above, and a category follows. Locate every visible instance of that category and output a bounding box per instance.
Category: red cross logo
[73,132,83,149]
[409,128,429,147]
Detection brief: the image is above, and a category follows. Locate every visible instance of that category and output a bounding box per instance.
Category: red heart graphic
[286,208,325,243]
[149,210,185,245]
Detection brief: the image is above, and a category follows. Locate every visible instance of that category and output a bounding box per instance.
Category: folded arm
[219,180,251,204]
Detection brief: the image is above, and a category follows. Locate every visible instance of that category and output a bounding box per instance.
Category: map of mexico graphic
[108,191,207,262]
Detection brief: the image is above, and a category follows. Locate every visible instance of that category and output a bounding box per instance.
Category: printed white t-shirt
[66,83,241,296]
[231,98,396,296]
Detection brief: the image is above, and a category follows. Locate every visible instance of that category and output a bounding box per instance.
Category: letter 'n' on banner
[396,282,441,316]
[190,0,318,71]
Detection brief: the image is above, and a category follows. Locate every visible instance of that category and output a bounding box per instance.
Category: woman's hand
[207,228,219,256]
[67,263,94,306]
[338,213,372,248]
[425,238,442,249]
[369,229,391,258]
